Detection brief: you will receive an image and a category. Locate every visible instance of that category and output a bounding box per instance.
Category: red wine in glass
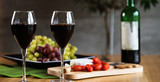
[50,24,74,49]
[50,11,75,82]
[11,24,36,50]
[11,11,36,82]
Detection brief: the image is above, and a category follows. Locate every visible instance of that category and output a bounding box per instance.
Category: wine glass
[11,11,36,82]
[50,11,75,82]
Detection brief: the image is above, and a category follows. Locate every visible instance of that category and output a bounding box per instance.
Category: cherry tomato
[72,65,82,71]
[86,64,93,72]
[81,66,86,71]
[93,64,102,71]
[102,63,110,70]
[101,61,107,65]
[86,64,91,66]
[92,57,101,64]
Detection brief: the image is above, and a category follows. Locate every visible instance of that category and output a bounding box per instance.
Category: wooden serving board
[48,64,143,80]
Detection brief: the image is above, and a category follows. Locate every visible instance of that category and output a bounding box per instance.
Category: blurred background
[0,0,159,55]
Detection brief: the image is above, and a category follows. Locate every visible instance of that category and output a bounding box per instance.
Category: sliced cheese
[70,59,93,66]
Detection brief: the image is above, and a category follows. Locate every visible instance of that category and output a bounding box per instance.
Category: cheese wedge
[70,59,93,66]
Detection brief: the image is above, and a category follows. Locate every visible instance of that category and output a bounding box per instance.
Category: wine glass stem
[60,48,65,80]
[21,49,27,82]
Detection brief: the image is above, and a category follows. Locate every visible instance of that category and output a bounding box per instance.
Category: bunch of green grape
[64,44,77,60]
[26,35,78,62]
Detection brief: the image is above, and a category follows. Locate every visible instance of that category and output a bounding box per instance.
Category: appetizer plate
[1,54,95,68]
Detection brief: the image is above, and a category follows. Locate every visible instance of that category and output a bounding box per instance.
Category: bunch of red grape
[35,44,61,62]
[26,35,78,62]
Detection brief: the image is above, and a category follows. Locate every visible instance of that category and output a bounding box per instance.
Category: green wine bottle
[121,0,140,64]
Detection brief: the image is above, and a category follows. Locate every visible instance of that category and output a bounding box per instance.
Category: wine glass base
[50,79,74,82]
[20,80,31,82]
[19,81,29,82]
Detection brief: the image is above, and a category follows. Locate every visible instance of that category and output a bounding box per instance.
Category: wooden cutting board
[48,64,143,80]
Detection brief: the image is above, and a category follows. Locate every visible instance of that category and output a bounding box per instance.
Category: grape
[72,56,77,59]
[71,46,78,51]
[32,57,37,61]
[50,44,54,47]
[52,58,58,61]
[44,40,49,44]
[50,41,55,47]
[55,44,59,48]
[48,38,52,42]
[35,36,39,39]
[30,44,36,49]
[38,35,43,38]
[43,58,49,62]
[65,47,70,51]
[70,53,77,59]
[64,56,70,60]
[37,58,43,62]
[37,44,43,47]
[28,47,35,53]
[70,50,75,54]
[34,52,39,57]
[37,40,42,44]
[26,51,32,55]
[26,58,30,61]
[42,44,46,47]
[38,53,43,58]
[51,46,58,52]
[67,43,71,47]
[70,53,75,58]
[32,39,37,42]
[64,53,68,56]
[52,41,55,44]
[56,56,61,60]
[36,35,43,40]
[43,48,51,55]
[55,51,60,57]
[42,36,47,40]
[30,40,36,45]
[49,53,56,58]
[64,52,70,56]
[28,54,34,60]
[51,47,60,57]
[36,46,43,53]
[27,35,78,61]
[44,44,50,48]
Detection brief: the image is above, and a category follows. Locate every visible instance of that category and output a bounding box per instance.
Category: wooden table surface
[0,53,160,82]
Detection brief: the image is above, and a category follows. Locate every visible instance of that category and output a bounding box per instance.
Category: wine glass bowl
[11,11,36,82]
[50,24,74,49]
[51,11,75,49]
[50,11,75,82]
[11,11,36,50]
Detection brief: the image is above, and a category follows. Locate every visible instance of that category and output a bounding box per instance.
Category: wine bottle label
[121,22,139,50]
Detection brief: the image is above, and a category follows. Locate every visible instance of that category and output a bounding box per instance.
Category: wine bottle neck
[127,0,134,7]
